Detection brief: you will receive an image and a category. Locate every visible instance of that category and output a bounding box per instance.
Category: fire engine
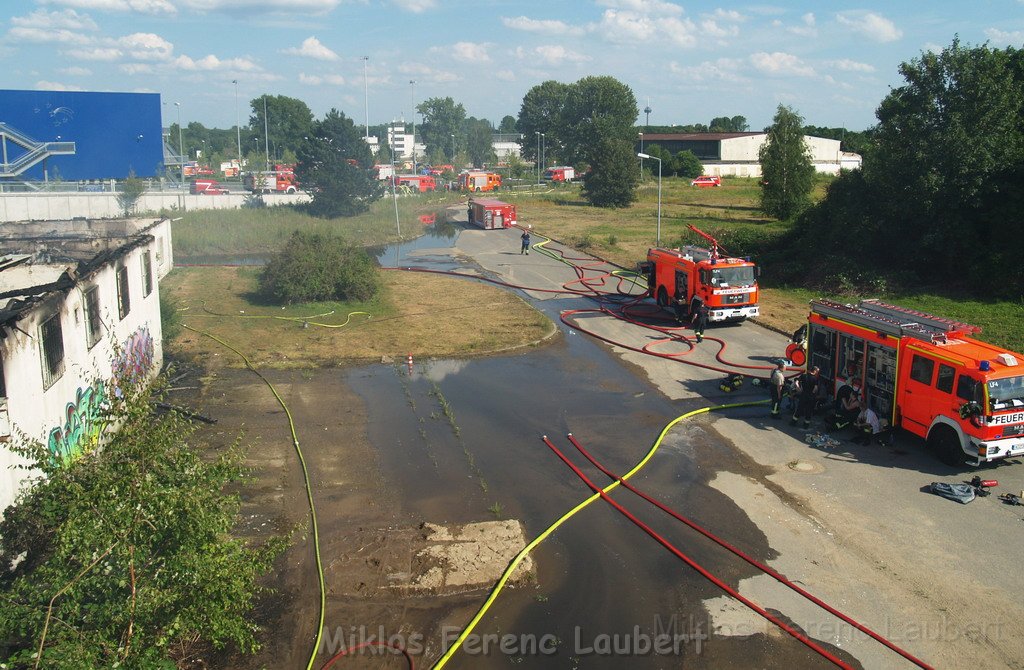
[797,299,1024,466]
[394,174,437,192]
[639,225,759,322]
[458,171,502,192]
[244,170,299,194]
[543,166,575,183]
[468,198,517,229]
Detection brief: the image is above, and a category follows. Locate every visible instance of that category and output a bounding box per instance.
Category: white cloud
[700,19,739,39]
[709,9,745,22]
[985,28,1024,44]
[60,65,92,75]
[533,45,590,64]
[828,58,875,73]
[502,16,585,37]
[11,9,98,31]
[64,46,122,60]
[669,57,745,82]
[40,0,177,14]
[119,62,153,74]
[282,36,339,61]
[836,11,902,43]
[34,80,85,91]
[389,0,436,13]
[433,42,491,62]
[596,0,682,17]
[595,9,697,47]
[301,73,344,85]
[750,51,815,77]
[495,69,515,82]
[7,26,92,44]
[118,32,173,60]
[173,54,261,71]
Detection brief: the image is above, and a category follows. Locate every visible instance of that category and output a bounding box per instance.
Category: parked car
[190,178,229,195]
[691,175,722,188]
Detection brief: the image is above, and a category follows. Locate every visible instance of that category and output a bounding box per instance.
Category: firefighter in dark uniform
[769,360,786,419]
[791,365,820,429]
[673,289,688,325]
[690,296,709,343]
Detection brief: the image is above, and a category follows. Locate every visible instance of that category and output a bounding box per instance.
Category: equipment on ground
[638,224,759,323]
[790,299,1024,466]
[929,481,976,504]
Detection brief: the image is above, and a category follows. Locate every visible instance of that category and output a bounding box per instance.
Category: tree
[674,150,704,179]
[709,115,748,132]
[249,94,314,164]
[116,169,146,216]
[498,115,517,133]
[465,118,495,167]
[559,76,638,168]
[0,372,286,669]
[258,231,380,304]
[759,105,815,219]
[582,135,639,208]
[295,109,381,218]
[416,97,467,162]
[516,80,571,163]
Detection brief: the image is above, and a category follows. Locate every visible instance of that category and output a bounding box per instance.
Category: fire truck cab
[803,299,1024,466]
[641,246,759,322]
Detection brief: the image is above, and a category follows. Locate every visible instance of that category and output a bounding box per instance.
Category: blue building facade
[0,89,164,180]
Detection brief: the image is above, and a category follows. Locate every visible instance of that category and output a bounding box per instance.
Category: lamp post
[639,132,644,174]
[450,133,455,162]
[262,96,270,172]
[637,152,661,246]
[540,133,545,174]
[232,80,241,175]
[535,131,540,184]
[174,102,183,185]
[362,56,369,140]
[409,79,416,174]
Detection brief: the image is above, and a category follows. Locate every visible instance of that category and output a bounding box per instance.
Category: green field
[169,178,1023,353]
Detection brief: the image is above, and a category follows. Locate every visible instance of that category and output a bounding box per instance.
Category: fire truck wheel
[656,287,669,307]
[928,427,964,466]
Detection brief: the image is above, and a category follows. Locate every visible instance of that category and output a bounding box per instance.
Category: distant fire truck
[796,299,1024,466]
[458,171,502,192]
[639,225,759,322]
[543,166,575,182]
[244,169,299,194]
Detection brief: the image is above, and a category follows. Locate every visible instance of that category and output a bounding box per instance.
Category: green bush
[258,231,380,304]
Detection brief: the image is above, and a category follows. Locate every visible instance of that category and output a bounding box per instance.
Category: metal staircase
[0,122,76,178]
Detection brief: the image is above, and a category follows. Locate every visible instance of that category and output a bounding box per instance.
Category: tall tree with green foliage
[559,76,638,168]
[708,115,749,132]
[465,118,496,167]
[759,105,815,220]
[416,97,467,162]
[0,373,286,669]
[295,109,381,218]
[498,115,517,133]
[582,135,640,208]
[516,80,571,163]
[249,94,314,165]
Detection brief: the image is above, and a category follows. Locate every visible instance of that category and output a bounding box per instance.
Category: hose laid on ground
[541,433,853,669]
[319,640,415,669]
[562,433,934,670]
[429,400,764,669]
[182,325,327,670]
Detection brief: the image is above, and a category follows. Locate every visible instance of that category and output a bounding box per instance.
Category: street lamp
[639,132,644,173]
[174,101,183,185]
[362,56,369,140]
[262,96,270,172]
[535,131,541,184]
[409,80,416,173]
[540,133,545,174]
[232,80,242,174]
[450,133,455,162]
[637,152,662,246]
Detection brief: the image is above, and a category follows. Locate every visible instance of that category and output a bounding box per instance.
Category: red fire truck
[797,299,1024,466]
[543,166,575,183]
[244,170,299,194]
[458,171,502,192]
[394,174,437,192]
[468,199,517,229]
[639,225,759,322]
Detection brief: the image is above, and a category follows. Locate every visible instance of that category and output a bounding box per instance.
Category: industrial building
[638,132,862,177]
[0,217,173,518]
[0,89,166,184]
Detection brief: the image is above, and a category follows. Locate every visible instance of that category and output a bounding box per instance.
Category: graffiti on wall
[47,380,106,463]
[112,326,155,395]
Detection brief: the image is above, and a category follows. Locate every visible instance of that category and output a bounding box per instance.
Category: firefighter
[520,228,531,254]
[672,289,687,325]
[769,360,786,419]
[832,379,861,430]
[791,365,820,429]
[690,296,709,343]
[853,405,881,444]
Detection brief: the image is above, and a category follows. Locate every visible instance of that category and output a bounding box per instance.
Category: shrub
[258,231,380,304]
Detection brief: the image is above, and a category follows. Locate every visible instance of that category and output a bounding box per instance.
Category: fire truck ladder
[811,299,980,342]
[0,122,76,178]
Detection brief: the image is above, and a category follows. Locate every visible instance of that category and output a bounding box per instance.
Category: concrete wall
[0,220,171,517]
[0,191,310,223]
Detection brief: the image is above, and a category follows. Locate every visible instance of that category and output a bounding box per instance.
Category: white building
[639,132,862,177]
[0,217,173,518]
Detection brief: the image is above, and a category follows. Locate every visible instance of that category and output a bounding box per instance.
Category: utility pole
[262,96,270,172]
[232,80,242,176]
[409,80,416,174]
[362,57,369,140]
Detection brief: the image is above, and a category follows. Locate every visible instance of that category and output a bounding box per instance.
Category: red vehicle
[640,224,758,322]
[190,178,228,195]
[196,165,215,176]
[543,166,575,183]
[244,170,299,194]
[394,174,437,192]
[467,198,517,229]
[458,171,502,192]
[795,299,1024,466]
[691,175,722,188]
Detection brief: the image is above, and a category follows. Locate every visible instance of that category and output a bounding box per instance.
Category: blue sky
[2,0,1021,133]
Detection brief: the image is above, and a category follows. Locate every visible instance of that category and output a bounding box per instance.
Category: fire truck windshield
[711,266,755,287]
[989,376,1024,410]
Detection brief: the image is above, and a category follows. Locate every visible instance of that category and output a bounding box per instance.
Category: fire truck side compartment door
[900,353,940,433]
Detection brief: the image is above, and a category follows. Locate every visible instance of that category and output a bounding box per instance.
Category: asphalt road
[444,222,1024,670]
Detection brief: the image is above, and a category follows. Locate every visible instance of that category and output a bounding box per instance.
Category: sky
[2,0,1022,134]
